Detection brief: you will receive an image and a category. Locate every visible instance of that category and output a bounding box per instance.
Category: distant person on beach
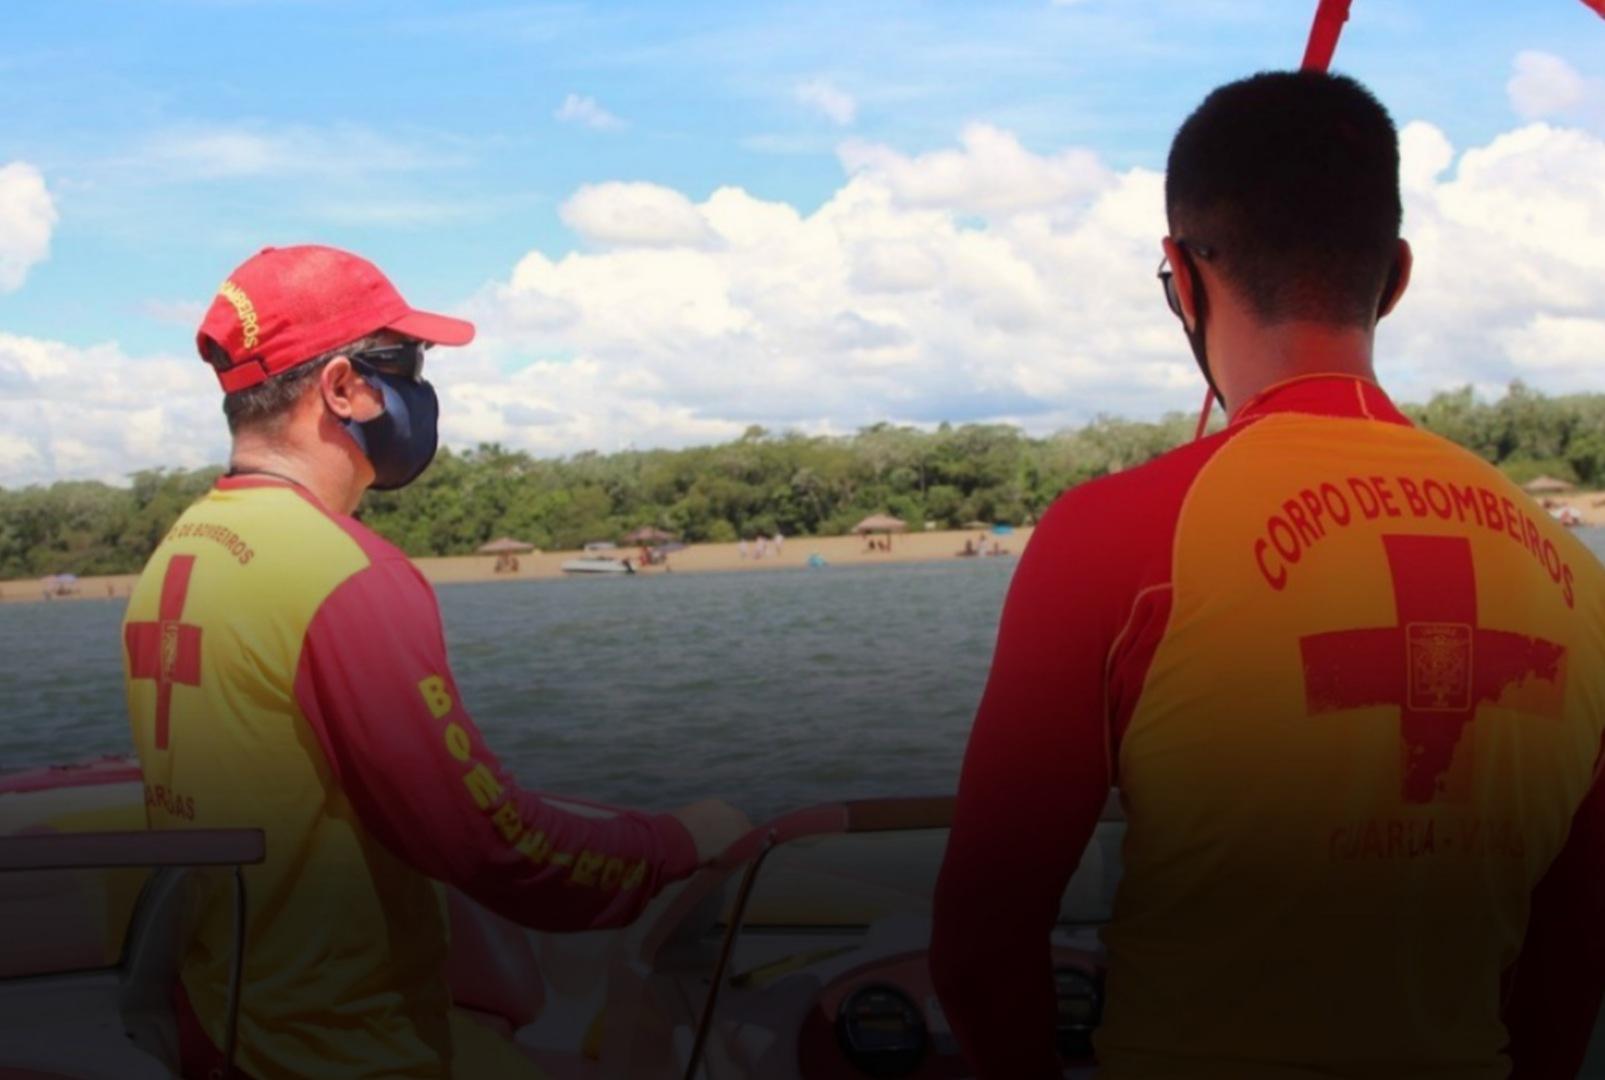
[739,538,749,559]
[932,72,1605,1079]
[773,529,784,553]
[121,244,748,1079]
[756,535,769,559]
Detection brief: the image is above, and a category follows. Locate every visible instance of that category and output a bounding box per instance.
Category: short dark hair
[1165,70,1402,326]
[215,333,386,435]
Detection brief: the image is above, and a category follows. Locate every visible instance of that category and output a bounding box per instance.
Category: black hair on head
[1165,70,1402,327]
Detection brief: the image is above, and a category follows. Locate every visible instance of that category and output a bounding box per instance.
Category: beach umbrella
[1522,475,1575,495]
[623,526,676,544]
[852,514,907,534]
[39,573,77,596]
[853,513,906,551]
[477,537,536,555]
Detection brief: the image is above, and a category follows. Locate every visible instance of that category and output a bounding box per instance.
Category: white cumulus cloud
[839,123,1111,215]
[1506,50,1591,120]
[436,118,1605,462]
[0,163,57,293]
[1376,120,1605,399]
[0,332,224,487]
[9,116,1605,486]
[554,93,625,131]
[559,181,716,248]
[795,78,857,126]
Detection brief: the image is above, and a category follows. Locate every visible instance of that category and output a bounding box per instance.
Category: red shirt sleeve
[930,489,1134,1078]
[1504,741,1605,1078]
[293,556,699,931]
[930,428,1238,1078]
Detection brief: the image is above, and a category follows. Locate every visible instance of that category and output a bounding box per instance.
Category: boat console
[0,782,1122,1079]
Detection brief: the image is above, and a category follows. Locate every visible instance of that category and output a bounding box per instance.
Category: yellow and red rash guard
[121,475,698,1079]
[930,375,1605,1079]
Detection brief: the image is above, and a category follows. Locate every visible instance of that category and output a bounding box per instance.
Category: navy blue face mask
[341,356,439,491]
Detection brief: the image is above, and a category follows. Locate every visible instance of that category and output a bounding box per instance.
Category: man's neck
[227,439,355,515]
[1220,321,1378,416]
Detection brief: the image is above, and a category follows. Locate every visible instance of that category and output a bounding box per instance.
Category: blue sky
[2,0,1597,353]
[1,1,1602,483]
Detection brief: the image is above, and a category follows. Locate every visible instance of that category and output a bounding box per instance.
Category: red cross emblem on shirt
[125,554,203,750]
[1300,534,1567,803]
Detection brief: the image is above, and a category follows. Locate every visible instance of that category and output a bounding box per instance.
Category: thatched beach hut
[853,513,906,551]
[622,526,676,544]
[1522,475,1575,495]
[477,537,536,574]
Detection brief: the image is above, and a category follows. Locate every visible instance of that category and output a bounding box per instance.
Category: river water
[0,559,1013,819]
[3,529,1603,821]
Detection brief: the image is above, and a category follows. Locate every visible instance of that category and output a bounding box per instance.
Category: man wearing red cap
[122,245,748,1078]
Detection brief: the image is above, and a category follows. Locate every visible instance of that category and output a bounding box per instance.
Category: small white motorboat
[560,556,635,575]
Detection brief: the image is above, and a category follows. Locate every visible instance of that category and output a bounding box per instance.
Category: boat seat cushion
[446,891,546,1029]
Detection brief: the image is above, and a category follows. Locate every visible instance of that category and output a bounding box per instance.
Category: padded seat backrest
[117,867,197,1072]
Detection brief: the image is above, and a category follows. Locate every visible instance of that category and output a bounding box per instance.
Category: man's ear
[1160,235,1202,332]
[318,357,362,421]
[1378,238,1412,320]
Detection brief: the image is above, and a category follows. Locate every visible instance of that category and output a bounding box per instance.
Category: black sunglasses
[350,340,429,382]
[1157,240,1216,318]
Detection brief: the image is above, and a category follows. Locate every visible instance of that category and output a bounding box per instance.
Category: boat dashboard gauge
[1053,966,1103,1060]
[835,983,928,1076]
[798,947,1104,1079]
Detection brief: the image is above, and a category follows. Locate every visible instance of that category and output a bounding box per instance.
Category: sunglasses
[1156,240,1216,318]
[350,341,429,382]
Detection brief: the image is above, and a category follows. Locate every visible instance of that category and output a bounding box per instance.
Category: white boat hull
[561,558,634,575]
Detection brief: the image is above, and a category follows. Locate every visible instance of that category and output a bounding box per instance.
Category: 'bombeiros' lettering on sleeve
[415,675,648,893]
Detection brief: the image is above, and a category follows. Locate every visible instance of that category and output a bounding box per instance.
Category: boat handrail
[664,792,1123,1079]
[0,828,265,872]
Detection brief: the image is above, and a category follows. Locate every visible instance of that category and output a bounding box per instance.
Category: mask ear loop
[1174,247,1220,439]
[1193,387,1215,441]
[1377,260,1402,317]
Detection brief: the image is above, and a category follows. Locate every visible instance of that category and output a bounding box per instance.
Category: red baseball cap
[196,244,476,393]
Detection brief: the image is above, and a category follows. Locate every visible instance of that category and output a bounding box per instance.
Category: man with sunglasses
[931,73,1605,1078]
[122,244,748,1078]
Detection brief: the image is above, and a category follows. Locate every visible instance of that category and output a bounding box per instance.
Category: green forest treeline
[4,382,1602,579]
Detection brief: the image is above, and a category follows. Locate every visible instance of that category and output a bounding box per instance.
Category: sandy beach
[6,485,1603,605]
[0,526,1031,604]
